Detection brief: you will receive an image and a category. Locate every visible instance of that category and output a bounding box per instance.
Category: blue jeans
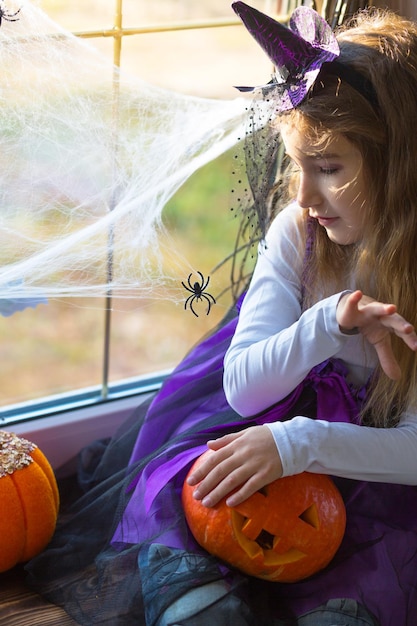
[157,594,379,626]
[140,544,379,626]
[296,599,379,626]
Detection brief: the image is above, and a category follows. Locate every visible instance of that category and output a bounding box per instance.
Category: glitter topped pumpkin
[182,452,346,582]
[0,431,59,573]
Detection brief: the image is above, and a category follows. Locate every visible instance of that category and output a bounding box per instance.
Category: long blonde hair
[279,9,417,427]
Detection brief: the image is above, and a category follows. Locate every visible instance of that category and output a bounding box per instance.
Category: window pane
[108,149,242,383]
[0,299,104,407]
[1,0,268,409]
[122,0,277,23]
[121,26,270,98]
[39,1,114,31]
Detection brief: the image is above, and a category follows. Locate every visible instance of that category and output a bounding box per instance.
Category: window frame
[1,0,267,426]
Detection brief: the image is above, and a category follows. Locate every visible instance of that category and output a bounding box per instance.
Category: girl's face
[281,124,368,245]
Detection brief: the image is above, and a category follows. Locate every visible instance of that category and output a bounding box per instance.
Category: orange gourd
[0,431,60,573]
[182,451,346,582]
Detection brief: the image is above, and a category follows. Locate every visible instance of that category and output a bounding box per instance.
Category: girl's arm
[267,412,417,485]
[224,204,358,416]
[190,206,417,507]
[188,414,417,508]
[224,208,417,416]
[224,291,349,415]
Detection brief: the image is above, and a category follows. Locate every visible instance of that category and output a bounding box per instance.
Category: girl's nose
[297,172,322,209]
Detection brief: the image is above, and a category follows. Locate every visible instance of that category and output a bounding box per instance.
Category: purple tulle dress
[26,299,417,626]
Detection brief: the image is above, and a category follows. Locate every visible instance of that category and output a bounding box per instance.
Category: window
[0,0,273,423]
[0,0,386,424]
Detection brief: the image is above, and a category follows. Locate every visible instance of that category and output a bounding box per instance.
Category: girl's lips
[317,216,338,227]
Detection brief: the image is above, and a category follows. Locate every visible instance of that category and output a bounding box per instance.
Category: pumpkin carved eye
[299,504,319,529]
[182,452,346,583]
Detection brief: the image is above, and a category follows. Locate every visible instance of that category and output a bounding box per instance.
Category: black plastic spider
[0,3,21,26]
[182,271,216,317]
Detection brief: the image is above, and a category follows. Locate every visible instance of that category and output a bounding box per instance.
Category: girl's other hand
[337,290,417,380]
[186,425,283,508]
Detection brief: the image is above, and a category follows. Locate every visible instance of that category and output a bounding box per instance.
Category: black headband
[319,60,379,109]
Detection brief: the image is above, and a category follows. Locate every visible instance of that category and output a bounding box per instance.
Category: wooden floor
[0,565,79,625]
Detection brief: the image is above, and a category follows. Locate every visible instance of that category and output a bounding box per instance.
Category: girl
[186,3,417,624]
[27,3,417,626]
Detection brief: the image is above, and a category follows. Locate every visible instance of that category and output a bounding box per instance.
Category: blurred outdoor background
[0,0,271,409]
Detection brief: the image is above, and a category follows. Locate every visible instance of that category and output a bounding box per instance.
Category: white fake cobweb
[0,0,249,306]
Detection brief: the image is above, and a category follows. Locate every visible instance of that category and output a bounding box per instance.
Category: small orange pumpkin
[0,431,60,573]
[182,452,346,582]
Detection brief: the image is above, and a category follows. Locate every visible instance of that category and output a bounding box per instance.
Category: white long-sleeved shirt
[223,202,417,485]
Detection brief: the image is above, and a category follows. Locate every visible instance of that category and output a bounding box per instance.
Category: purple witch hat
[232,1,340,111]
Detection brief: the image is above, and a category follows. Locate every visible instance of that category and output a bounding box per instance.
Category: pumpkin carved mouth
[182,452,346,582]
[231,490,321,568]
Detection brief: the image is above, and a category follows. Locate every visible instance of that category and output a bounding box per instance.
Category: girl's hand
[337,290,417,380]
[186,425,283,508]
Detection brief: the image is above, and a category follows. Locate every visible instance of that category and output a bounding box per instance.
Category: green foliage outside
[164,149,240,267]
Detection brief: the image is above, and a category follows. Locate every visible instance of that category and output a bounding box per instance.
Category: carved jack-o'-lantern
[182,452,346,582]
